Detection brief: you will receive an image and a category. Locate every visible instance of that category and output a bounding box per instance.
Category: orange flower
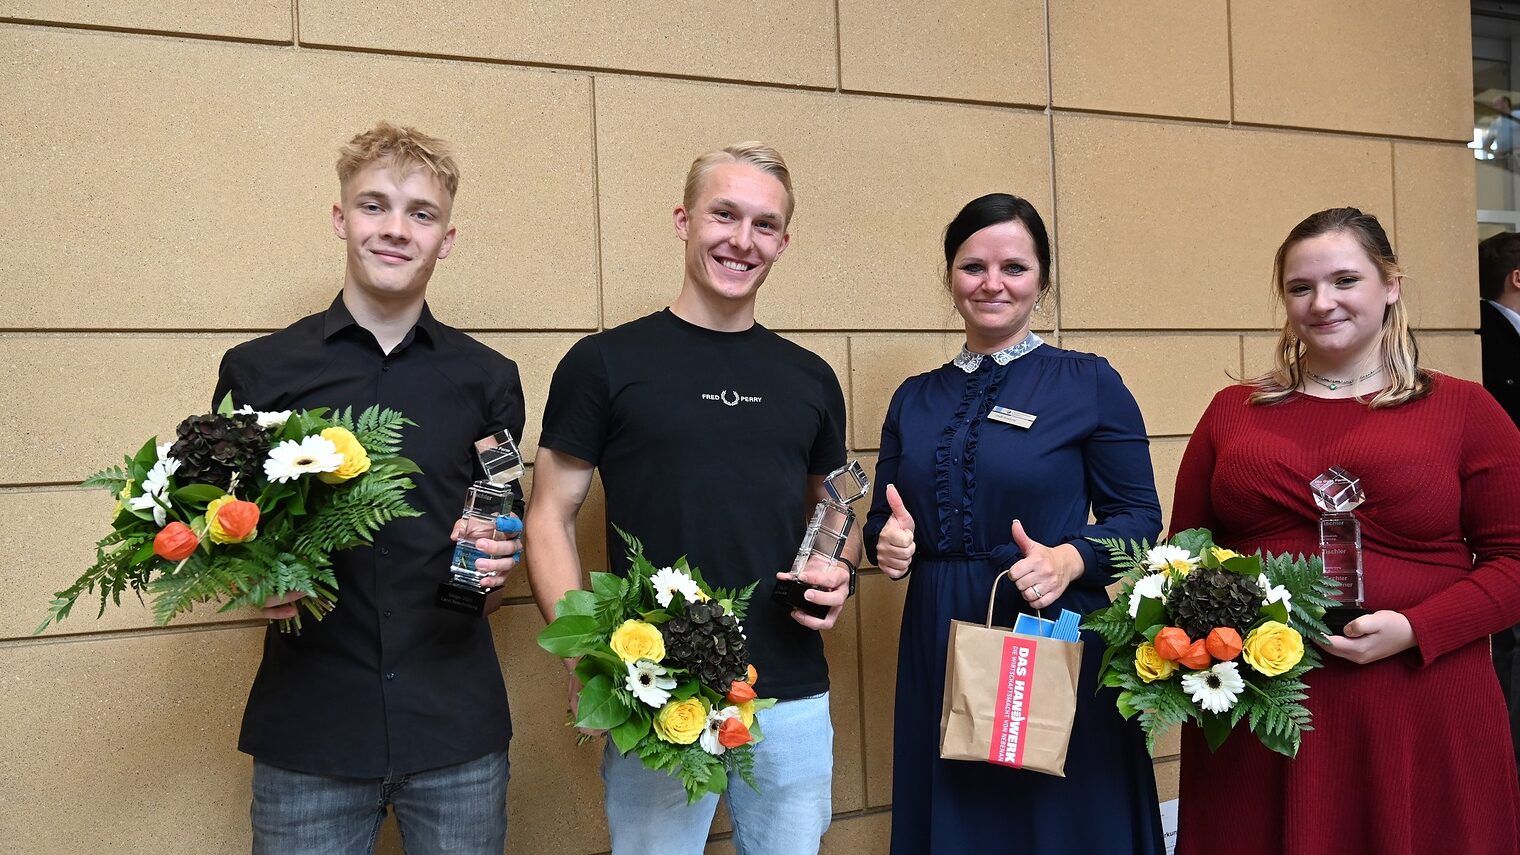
[207,496,260,544]
[717,716,752,749]
[1178,639,1212,670]
[726,679,757,705]
[153,522,198,561]
[746,664,758,684]
[1205,627,1243,662]
[1153,627,1191,662]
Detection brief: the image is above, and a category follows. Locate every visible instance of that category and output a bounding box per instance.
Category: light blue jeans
[602,692,833,855]
[251,748,508,855]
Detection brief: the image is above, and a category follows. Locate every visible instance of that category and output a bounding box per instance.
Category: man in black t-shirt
[526,142,856,854]
[218,123,523,854]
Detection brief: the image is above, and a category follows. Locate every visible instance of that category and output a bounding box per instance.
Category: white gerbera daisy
[1128,572,1169,618]
[650,566,703,608]
[263,435,343,483]
[1145,544,1198,576]
[1180,662,1246,714]
[127,491,169,526]
[237,405,292,431]
[699,705,741,756]
[624,659,677,708]
[1257,573,1292,613]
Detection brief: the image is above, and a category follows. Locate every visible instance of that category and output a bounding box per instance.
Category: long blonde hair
[1247,207,1431,408]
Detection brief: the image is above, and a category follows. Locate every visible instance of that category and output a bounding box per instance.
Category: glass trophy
[773,460,870,620]
[436,430,525,616]
[1311,466,1367,634]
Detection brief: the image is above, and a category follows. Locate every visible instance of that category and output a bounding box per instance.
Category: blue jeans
[251,749,509,855]
[602,692,833,855]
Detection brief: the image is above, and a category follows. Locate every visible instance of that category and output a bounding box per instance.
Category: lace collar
[951,333,1045,373]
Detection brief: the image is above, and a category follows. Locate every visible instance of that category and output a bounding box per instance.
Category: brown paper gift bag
[938,570,1083,777]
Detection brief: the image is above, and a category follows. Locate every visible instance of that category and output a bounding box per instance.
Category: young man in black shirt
[527,142,856,854]
[215,123,524,853]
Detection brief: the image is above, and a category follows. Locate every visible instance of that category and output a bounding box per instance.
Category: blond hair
[682,142,795,225]
[1247,207,1432,408]
[336,122,460,199]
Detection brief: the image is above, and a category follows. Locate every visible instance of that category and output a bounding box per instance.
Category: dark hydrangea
[662,600,748,689]
[168,411,270,490]
[1170,568,1264,639]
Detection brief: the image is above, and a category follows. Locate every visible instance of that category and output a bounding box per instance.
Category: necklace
[1305,365,1382,391]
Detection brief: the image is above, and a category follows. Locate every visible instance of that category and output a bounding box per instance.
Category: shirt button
[379,547,390,556]
[386,672,396,680]
[383,610,393,619]
[952,457,960,464]
[381,364,391,373]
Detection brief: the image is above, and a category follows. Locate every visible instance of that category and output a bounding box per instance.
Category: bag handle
[987,569,1039,627]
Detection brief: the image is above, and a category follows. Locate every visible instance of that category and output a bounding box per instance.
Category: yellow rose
[738,700,756,729]
[317,427,372,484]
[1134,641,1178,683]
[1210,547,1242,563]
[654,697,707,744]
[1242,621,1304,677]
[609,620,665,663]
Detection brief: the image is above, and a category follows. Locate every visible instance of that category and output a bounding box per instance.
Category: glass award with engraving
[436,430,525,616]
[1311,466,1367,634]
[773,460,870,620]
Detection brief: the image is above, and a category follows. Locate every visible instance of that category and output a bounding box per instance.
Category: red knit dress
[1170,377,1520,855]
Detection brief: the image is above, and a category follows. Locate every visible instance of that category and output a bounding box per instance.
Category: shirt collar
[321,293,439,347]
[1486,299,1520,338]
[951,332,1045,373]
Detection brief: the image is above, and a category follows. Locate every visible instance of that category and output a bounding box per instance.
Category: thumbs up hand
[1005,519,1084,610]
[876,484,916,580]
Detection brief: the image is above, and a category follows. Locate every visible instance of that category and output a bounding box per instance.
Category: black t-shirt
[216,294,524,778]
[540,309,847,699]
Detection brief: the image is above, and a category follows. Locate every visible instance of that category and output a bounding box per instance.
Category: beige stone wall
[0,1,1477,852]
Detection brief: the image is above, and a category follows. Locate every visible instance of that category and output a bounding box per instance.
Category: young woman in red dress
[1171,208,1520,855]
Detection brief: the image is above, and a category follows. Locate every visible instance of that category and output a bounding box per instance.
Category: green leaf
[591,571,627,599]
[1168,528,1214,559]
[555,589,597,619]
[374,456,421,476]
[1200,711,1234,752]
[172,484,227,504]
[1259,601,1290,626]
[130,541,157,563]
[706,765,727,798]
[1133,596,1165,632]
[537,615,603,657]
[1222,554,1263,576]
[576,675,632,730]
[610,709,651,754]
[216,392,236,415]
[1115,690,1138,720]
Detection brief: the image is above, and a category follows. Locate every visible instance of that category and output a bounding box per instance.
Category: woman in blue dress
[863,194,1166,854]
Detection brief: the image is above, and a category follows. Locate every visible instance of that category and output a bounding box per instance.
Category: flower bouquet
[37,394,420,634]
[1082,528,1338,757]
[537,530,775,804]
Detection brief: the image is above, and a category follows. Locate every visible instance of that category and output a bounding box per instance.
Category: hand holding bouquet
[38,395,421,633]
[538,530,775,803]
[1082,528,1337,757]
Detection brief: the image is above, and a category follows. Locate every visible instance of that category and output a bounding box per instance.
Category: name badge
[987,406,1037,429]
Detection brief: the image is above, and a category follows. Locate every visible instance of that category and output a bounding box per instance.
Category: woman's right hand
[876,484,916,579]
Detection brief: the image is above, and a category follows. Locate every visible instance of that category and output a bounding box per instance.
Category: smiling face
[333,158,456,308]
[673,161,791,312]
[949,220,1044,352]
[1280,230,1399,368]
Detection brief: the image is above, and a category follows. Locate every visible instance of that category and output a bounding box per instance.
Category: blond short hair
[682,142,795,225]
[336,122,460,199]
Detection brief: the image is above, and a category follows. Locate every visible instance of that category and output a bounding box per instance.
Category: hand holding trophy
[773,460,870,620]
[437,430,525,616]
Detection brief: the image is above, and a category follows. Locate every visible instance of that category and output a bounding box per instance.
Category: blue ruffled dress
[863,341,1166,854]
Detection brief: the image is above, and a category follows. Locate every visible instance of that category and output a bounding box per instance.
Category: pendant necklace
[1305,365,1382,391]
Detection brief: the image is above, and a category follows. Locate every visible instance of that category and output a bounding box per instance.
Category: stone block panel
[1419,332,1482,382]
[298,0,837,88]
[0,27,596,331]
[847,334,964,451]
[1393,143,1481,330]
[1230,0,1472,140]
[0,626,264,852]
[0,1,291,41]
[1054,115,1393,330]
[857,572,908,808]
[838,0,1046,104]
[594,77,1051,331]
[1154,756,1180,801]
[1151,437,1189,532]
[1049,0,1230,120]
[821,810,892,851]
[1059,333,1240,436]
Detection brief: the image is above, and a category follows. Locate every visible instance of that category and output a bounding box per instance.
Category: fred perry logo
[701,389,763,406]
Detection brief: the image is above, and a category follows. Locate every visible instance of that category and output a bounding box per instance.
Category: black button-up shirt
[215,294,524,778]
